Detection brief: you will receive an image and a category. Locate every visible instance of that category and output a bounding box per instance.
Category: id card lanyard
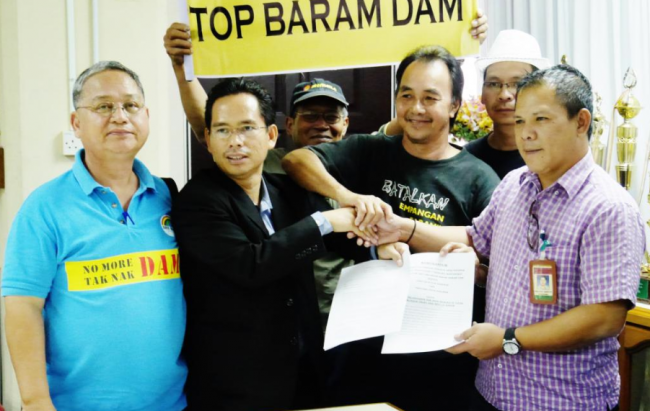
[529,230,558,304]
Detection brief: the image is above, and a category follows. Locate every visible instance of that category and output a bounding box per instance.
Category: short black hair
[395,45,464,127]
[517,64,593,138]
[204,78,276,129]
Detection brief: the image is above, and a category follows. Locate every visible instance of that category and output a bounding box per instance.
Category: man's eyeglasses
[527,199,539,251]
[483,81,518,94]
[296,111,343,124]
[211,125,267,140]
[76,101,144,117]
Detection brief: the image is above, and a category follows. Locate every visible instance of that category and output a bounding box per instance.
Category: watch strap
[504,327,517,341]
[502,327,521,355]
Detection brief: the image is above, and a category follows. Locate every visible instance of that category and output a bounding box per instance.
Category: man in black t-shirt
[309,133,496,227]
[465,29,550,179]
[283,46,499,411]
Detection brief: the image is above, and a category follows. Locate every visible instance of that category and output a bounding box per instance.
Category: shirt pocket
[542,245,580,310]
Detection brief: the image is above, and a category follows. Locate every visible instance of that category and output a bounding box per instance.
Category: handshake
[321,190,480,270]
[321,192,415,266]
[322,192,402,244]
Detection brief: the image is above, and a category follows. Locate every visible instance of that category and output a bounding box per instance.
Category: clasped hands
[332,191,401,245]
[330,193,505,359]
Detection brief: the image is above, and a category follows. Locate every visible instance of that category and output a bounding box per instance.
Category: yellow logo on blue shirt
[161,215,174,237]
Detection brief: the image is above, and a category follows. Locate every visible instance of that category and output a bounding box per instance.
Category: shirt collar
[72,149,156,196]
[259,177,273,214]
[519,151,595,199]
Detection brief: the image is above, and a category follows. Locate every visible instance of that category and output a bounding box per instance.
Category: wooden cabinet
[619,303,650,411]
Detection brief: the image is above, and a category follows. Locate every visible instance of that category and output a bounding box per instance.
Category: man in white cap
[465,29,551,179]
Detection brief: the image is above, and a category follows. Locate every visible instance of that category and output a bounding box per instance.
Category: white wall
[0,0,186,408]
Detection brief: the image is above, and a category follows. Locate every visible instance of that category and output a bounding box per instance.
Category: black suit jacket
[173,166,362,411]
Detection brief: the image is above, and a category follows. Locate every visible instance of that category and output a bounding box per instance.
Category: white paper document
[324,251,475,354]
[323,251,411,351]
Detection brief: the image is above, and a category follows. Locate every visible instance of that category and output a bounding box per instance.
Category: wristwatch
[502,327,521,355]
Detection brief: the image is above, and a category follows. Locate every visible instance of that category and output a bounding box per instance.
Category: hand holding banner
[183,0,479,77]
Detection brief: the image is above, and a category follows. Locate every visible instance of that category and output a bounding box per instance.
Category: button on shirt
[467,153,645,411]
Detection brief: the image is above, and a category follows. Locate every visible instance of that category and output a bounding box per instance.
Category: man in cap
[163,23,350,162]
[264,77,350,172]
[465,29,551,179]
[2,61,188,411]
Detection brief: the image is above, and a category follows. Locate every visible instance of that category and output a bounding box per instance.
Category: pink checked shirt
[467,153,645,411]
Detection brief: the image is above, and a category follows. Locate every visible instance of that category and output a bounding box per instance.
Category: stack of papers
[324,251,475,354]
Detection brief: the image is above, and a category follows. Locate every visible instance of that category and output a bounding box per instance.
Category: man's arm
[282,149,348,203]
[449,199,644,360]
[5,296,57,411]
[283,148,393,230]
[163,22,208,144]
[447,300,628,360]
[374,214,470,251]
[173,181,374,288]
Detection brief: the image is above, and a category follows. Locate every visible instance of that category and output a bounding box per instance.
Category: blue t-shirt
[2,150,187,411]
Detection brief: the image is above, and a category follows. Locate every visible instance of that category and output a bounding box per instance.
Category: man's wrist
[502,327,522,355]
[172,62,187,77]
[311,211,333,236]
[333,186,352,205]
[398,217,414,242]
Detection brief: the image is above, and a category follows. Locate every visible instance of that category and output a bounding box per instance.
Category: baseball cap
[290,78,348,112]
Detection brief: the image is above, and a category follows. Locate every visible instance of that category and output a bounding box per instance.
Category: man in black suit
[172,78,374,411]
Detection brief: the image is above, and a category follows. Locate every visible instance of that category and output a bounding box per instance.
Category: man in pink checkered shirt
[376,65,645,411]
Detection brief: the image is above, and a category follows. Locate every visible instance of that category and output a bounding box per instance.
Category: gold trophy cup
[590,93,608,167]
[614,68,642,190]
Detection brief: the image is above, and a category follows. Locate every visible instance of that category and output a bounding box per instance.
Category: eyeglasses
[483,81,518,94]
[76,101,144,116]
[527,199,539,251]
[211,125,267,140]
[296,111,343,124]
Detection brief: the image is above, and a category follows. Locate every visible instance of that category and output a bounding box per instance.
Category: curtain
[475,0,650,208]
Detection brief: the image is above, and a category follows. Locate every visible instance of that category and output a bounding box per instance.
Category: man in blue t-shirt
[2,62,187,411]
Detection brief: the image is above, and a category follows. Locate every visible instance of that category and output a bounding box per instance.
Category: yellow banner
[65,249,180,291]
[187,0,479,77]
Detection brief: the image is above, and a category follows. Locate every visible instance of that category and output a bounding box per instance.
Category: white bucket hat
[476,29,551,72]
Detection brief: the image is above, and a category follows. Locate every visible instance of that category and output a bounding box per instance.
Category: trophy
[612,68,642,190]
[590,93,608,167]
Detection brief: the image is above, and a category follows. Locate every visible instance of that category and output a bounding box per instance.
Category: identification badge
[529,260,557,304]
